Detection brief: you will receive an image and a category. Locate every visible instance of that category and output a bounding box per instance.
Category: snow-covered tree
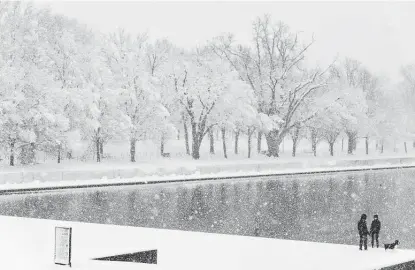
[329,59,370,154]
[79,38,131,162]
[0,3,69,165]
[288,123,305,157]
[145,39,178,156]
[357,67,381,154]
[398,65,415,149]
[229,102,259,158]
[376,78,412,153]
[167,47,255,159]
[36,7,97,161]
[212,15,330,157]
[308,100,345,157]
[104,29,168,162]
[210,76,257,159]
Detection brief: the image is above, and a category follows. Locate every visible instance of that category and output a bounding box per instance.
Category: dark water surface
[0,168,415,248]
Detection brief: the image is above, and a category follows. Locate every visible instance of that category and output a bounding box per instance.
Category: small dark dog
[384,240,399,250]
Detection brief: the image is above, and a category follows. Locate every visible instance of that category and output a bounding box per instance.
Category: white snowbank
[0,156,414,192]
[0,215,413,270]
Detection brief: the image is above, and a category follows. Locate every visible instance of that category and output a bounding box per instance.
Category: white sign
[54,227,72,267]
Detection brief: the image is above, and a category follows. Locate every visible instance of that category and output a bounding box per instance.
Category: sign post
[54,227,72,267]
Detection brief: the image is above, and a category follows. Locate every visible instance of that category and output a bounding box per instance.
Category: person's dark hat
[361,214,367,219]
[374,214,378,218]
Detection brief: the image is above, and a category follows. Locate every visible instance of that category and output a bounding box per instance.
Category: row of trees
[0,3,411,166]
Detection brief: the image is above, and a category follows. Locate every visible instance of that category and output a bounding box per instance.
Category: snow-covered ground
[0,138,414,191]
[0,158,415,192]
[0,215,414,270]
[0,155,414,192]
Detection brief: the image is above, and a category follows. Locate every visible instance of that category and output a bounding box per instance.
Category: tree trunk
[292,138,298,157]
[291,126,300,157]
[160,134,165,156]
[221,128,227,159]
[192,140,201,160]
[191,123,201,160]
[209,129,215,154]
[30,143,36,163]
[57,144,61,164]
[365,136,369,155]
[96,138,101,162]
[311,129,318,157]
[404,142,408,153]
[348,136,353,155]
[257,131,262,153]
[9,141,15,166]
[177,129,180,140]
[100,141,104,157]
[265,129,281,157]
[234,130,240,155]
[130,138,136,162]
[183,119,190,155]
[329,142,334,156]
[346,131,357,155]
[248,128,253,158]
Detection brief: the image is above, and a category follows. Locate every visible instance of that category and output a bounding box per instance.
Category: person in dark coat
[358,214,369,250]
[370,214,381,248]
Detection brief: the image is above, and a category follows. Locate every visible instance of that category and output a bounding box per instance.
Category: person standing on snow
[370,214,381,248]
[358,214,369,250]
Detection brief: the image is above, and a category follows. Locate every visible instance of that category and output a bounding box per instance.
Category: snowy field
[0,215,414,270]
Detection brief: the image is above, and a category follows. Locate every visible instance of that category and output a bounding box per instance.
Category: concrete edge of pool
[0,215,414,270]
[0,163,415,195]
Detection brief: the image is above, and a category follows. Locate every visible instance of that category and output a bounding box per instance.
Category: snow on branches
[166,48,257,159]
[0,4,407,164]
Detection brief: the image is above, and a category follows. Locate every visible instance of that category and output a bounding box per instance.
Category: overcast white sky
[41,1,415,82]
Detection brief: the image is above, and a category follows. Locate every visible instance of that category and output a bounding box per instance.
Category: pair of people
[357,214,381,250]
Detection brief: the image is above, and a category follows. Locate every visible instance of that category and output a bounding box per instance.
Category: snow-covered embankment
[0,156,414,192]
